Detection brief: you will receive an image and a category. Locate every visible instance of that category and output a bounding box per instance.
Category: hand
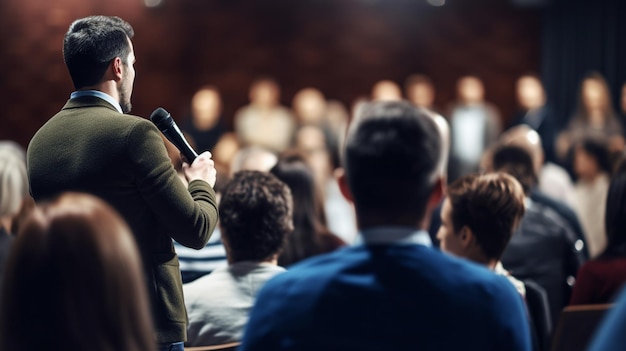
[182,151,217,188]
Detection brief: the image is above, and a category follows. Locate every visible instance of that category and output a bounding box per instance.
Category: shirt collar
[356,227,432,247]
[70,90,123,114]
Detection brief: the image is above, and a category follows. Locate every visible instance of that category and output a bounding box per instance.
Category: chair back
[550,304,612,351]
[185,341,240,351]
[524,280,552,351]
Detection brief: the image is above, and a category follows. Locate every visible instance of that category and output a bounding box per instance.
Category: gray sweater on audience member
[183,261,286,346]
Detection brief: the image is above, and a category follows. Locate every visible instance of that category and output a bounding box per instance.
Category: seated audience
[184,171,291,346]
[182,86,226,153]
[570,159,626,305]
[494,146,585,328]
[234,77,295,153]
[0,193,155,351]
[240,101,531,351]
[573,139,612,257]
[437,173,527,296]
[270,154,346,266]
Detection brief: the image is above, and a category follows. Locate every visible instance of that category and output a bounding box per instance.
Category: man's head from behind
[63,16,135,107]
[437,173,526,266]
[340,101,442,227]
[219,171,293,264]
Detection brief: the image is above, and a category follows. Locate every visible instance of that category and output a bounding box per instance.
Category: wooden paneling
[0,0,541,147]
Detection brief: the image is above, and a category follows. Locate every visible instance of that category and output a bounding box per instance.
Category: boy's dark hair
[448,173,526,260]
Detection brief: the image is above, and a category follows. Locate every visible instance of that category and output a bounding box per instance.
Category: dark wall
[0,0,541,147]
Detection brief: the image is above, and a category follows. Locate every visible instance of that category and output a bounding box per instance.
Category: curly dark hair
[219,171,293,263]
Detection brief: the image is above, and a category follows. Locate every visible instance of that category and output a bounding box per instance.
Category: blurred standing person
[572,139,612,258]
[448,75,502,182]
[556,72,624,161]
[510,74,557,164]
[0,193,156,351]
[235,77,295,153]
[570,159,626,305]
[292,87,327,127]
[26,16,219,351]
[405,74,437,111]
[371,80,403,101]
[182,86,225,153]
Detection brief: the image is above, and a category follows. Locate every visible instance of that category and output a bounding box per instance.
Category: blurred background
[2,0,624,147]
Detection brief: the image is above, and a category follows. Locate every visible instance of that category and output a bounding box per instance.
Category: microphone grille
[150,107,172,129]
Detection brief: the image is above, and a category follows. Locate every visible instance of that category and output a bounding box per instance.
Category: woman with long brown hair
[0,193,155,351]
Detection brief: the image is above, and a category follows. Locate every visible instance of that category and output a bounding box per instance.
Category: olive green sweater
[27,96,219,343]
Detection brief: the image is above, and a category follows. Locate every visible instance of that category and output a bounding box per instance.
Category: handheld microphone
[150,107,198,163]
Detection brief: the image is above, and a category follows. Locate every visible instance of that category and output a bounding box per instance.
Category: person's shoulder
[263,246,361,289]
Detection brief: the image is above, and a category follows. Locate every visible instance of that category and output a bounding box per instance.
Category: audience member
[510,74,557,163]
[498,126,589,259]
[556,72,624,161]
[185,171,291,346]
[494,146,585,328]
[437,172,554,350]
[573,139,612,257]
[438,173,526,296]
[26,16,219,350]
[292,87,327,126]
[0,193,155,351]
[570,159,626,305]
[177,145,280,284]
[323,100,350,169]
[234,77,295,153]
[240,101,531,351]
[182,86,226,153]
[501,125,578,211]
[230,146,278,176]
[293,125,358,243]
[405,74,437,110]
[212,132,240,181]
[371,79,402,101]
[270,154,345,266]
[0,146,28,288]
[448,75,502,182]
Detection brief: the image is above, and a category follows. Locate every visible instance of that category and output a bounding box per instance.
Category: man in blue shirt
[240,101,531,351]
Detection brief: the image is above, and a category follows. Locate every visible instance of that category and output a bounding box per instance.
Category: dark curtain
[542,0,626,129]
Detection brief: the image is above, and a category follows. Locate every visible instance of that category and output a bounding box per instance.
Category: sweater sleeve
[126,119,218,249]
